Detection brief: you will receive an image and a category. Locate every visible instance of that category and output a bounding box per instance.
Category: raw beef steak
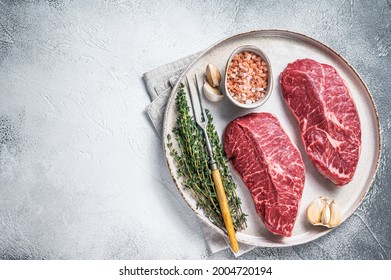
[224,113,305,237]
[280,59,361,186]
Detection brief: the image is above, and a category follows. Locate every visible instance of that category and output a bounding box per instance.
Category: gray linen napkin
[143,53,255,256]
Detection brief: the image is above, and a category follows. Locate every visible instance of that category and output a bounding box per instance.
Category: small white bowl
[223,45,273,109]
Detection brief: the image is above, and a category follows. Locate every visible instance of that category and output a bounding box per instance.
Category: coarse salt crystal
[227,51,269,104]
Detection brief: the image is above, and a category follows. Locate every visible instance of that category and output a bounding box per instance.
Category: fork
[185,74,239,253]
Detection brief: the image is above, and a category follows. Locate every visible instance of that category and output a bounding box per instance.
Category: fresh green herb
[167,84,247,231]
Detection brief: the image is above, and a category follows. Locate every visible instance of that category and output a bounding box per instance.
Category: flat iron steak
[224,113,305,237]
[280,58,361,186]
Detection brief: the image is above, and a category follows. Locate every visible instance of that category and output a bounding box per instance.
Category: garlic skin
[306,196,342,228]
[306,196,327,225]
[203,80,223,102]
[206,64,221,88]
[328,199,341,227]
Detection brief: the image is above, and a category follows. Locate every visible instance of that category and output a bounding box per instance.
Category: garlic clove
[203,80,223,102]
[328,199,341,228]
[320,203,331,225]
[206,64,221,88]
[306,196,327,225]
[306,196,342,228]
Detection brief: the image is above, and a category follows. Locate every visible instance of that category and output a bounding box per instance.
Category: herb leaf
[167,84,247,231]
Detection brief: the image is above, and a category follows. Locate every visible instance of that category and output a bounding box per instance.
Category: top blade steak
[224,112,305,237]
[280,58,361,186]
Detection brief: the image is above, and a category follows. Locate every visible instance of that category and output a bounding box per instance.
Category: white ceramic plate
[163,30,381,247]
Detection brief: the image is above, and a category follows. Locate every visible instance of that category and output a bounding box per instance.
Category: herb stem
[167,84,247,231]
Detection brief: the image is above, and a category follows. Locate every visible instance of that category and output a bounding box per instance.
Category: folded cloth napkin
[143,53,255,257]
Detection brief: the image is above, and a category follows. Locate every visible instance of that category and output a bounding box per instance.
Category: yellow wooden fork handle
[211,168,239,253]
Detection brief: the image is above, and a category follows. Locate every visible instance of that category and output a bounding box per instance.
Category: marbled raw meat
[224,113,305,237]
[280,59,361,186]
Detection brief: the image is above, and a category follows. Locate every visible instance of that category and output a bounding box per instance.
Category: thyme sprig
[167,84,247,231]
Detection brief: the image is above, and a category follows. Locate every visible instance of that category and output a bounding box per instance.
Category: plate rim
[162,29,383,248]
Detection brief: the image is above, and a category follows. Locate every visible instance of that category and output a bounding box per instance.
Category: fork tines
[185,74,207,126]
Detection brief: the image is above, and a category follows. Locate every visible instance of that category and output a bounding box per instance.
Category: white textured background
[0,0,390,259]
